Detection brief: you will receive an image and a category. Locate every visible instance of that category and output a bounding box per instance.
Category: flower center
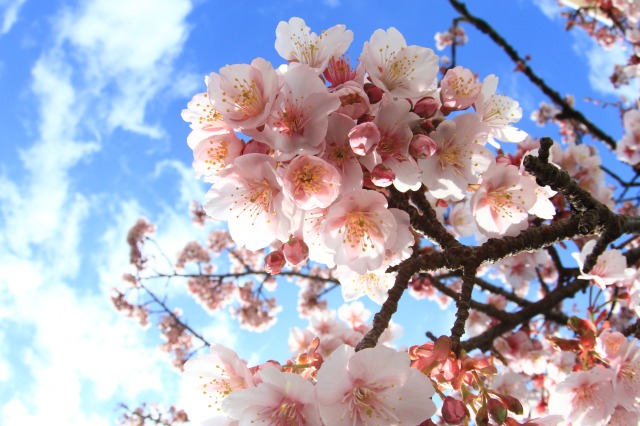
[222,77,263,118]
[293,164,326,194]
[264,399,306,426]
[343,212,380,251]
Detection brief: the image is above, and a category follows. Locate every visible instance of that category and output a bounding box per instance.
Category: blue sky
[0,0,634,424]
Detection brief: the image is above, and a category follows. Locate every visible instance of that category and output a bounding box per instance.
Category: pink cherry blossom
[315,344,436,426]
[439,65,482,113]
[608,405,640,426]
[548,367,616,426]
[334,265,397,304]
[275,17,353,73]
[324,55,363,86]
[181,92,229,133]
[474,75,527,147]
[281,154,342,210]
[221,366,322,425]
[332,81,370,120]
[572,239,629,289]
[361,27,439,99]
[616,109,640,165]
[203,153,297,250]
[448,200,477,238]
[189,131,244,181]
[207,57,282,131]
[319,189,398,275]
[181,343,255,421]
[494,331,546,375]
[360,97,423,192]
[471,162,538,237]
[337,301,371,329]
[257,63,341,161]
[322,112,363,194]
[494,250,548,295]
[608,338,640,411]
[418,113,492,201]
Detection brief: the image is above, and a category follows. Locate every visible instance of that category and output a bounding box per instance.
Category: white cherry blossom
[361,27,439,99]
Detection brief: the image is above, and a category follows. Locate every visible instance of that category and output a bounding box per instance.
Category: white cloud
[57,0,193,138]
[0,0,198,424]
[0,0,26,35]
[583,38,640,101]
[532,0,562,20]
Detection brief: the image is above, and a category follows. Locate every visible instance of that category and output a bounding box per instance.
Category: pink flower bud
[442,396,469,424]
[348,122,380,156]
[282,237,309,267]
[243,139,271,155]
[363,83,383,104]
[413,97,439,118]
[264,250,286,274]
[370,163,396,187]
[410,134,437,158]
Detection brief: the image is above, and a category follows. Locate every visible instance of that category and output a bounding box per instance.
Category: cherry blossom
[221,366,322,425]
[181,343,255,421]
[361,27,439,99]
[189,131,244,181]
[616,109,640,166]
[418,113,492,201]
[439,65,482,113]
[275,17,353,73]
[474,75,527,147]
[315,344,436,425]
[319,189,399,274]
[207,57,282,131]
[361,97,423,192]
[334,265,397,304]
[257,63,341,160]
[572,239,630,289]
[321,112,363,194]
[548,367,616,426]
[203,154,296,250]
[281,155,342,210]
[337,301,371,329]
[181,92,229,134]
[471,162,538,237]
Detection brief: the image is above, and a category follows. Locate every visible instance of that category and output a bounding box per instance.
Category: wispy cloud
[0,0,26,35]
[582,38,640,101]
[57,0,193,138]
[0,0,198,423]
[532,0,562,20]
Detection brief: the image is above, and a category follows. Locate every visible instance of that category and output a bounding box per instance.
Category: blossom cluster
[181,340,436,426]
[181,17,553,304]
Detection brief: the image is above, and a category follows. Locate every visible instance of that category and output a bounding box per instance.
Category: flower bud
[363,83,383,104]
[348,122,380,156]
[413,97,439,118]
[282,237,309,267]
[243,139,272,155]
[442,396,469,424]
[264,250,286,274]
[370,163,395,187]
[410,134,437,159]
